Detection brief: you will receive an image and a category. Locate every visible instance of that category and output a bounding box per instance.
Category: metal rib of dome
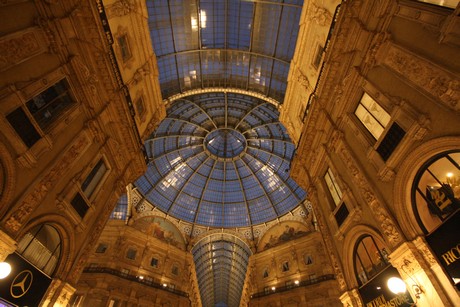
[135,92,306,228]
[147,0,303,103]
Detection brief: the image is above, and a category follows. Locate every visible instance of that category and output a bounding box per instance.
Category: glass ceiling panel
[192,234,252,307]
[135,92,306,228]
[146,0,303,103]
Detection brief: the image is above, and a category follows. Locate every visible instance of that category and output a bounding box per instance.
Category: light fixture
[271,286,276,291]
[0,262,12,279]
[138,275,144,280]
[294,280,299,285]
[387,277,406,294]
[163,283,167,287]
[412,284,423,299]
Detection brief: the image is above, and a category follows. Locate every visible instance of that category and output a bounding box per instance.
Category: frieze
[0,28,47,72]
[3,132,91,235]
[383,44,459,112]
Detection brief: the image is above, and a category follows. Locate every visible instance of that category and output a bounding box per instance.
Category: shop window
[412,151,460,234]
[96,243,108,253]
[354,235,389,287]
[16,224,61,276]
[354,93,405,161]
[324,167,349,226]
[120,268,130,277]
[282,261,289,272]
[118,34,132,62]
[70,158,108,218]
[264,286,270,295]
[150,257,158,268]
[6,79,74,147]
[309,274,317,282]
[126,248,137,260]
[285,280,294,289]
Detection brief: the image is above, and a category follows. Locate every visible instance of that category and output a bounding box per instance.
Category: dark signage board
[0,253,52,307]
[358,266,414,307]
[426,209,460,290]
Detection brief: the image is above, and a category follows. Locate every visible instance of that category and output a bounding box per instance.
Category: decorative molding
[106,0,135,18]
[0,27,47,72]
[335,132,403,247]
[3,131,91,235]
[310,4,333,27]
[383,44,460,113]
[307,186,347,291]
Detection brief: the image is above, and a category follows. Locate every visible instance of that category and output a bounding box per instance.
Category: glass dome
[135,92,306,228]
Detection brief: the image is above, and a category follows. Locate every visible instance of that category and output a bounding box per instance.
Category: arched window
[412,151,460,234]
[17,224,61,276]
[354,235,389,287]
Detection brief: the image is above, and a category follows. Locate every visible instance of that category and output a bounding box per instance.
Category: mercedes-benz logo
[10,270,33,298]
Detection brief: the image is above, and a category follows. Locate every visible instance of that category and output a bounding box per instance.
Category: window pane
[324,168,342,206]
[6,107,41,147]
[355,93,390,140]
[82,159,108,198]
[26,79,74,130]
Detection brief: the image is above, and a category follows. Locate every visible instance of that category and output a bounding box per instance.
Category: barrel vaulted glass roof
[147,0,303,103]
[135,92,306,228]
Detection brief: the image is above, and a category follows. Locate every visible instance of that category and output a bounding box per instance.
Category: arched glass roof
[192,233,252,307]
[147,0,303,103]
[135,92,306,228]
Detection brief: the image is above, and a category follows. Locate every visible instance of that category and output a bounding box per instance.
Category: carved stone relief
[0,28,47,72]
[383,44,460,112]
[3,132,91,235]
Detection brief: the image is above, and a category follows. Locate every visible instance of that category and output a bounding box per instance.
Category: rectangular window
[118,35,132,62]
[26,79,74,131]
[135,97,145,119]
[70,192,90,218]
[324,168,342,207]
[304,255,313,265]
[309,274,317,282]
[96,243,108,253]
[312,44,324,69]
[6,107,41,147]
[376,122,406,161]
[282,261,289,272]
[285,280,293,289]
[264,286,270,295]
[354,93,391,140]
[81,159,108,198]
[126,248,137,260]
[171,265,179,275]
[150,257,158,268]
[334,202,349,227]
[70,158,108,219]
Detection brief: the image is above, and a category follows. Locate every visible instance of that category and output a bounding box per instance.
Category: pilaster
[389,241,456,307]
[0,230,17,261]
[339,288,363,307]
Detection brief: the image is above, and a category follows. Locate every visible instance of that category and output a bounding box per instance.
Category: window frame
[69,156,110,219]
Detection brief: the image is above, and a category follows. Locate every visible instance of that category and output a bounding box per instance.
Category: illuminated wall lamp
[0,262,12,279]
[387,277,423,299]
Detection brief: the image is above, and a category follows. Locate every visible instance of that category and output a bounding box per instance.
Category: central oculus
[204,128,247,159]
